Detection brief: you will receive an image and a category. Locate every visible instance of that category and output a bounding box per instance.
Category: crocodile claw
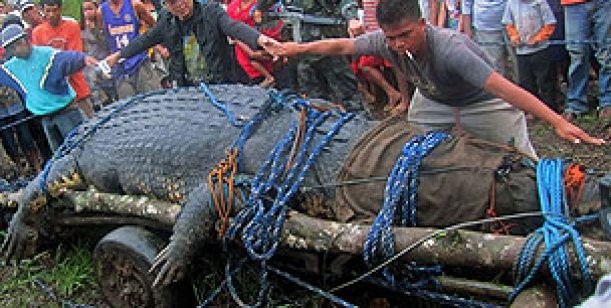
[149,242,188,287]
[1,215,37,264]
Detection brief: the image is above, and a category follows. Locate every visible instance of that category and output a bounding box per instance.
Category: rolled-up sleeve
[354,30,387,58]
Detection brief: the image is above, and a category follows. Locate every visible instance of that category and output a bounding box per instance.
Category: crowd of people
[0,0,607,175]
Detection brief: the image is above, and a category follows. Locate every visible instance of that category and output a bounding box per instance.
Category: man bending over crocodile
[270,0,606,153]
[0,85,605,290]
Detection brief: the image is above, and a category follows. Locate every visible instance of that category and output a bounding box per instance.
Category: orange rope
[285,108,307,176]
[208,148,239,238]
[564,163,586,212]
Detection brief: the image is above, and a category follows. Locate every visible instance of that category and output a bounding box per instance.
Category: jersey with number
[101,0,148,76]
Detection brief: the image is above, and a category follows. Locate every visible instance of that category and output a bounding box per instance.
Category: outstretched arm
[484,72,605,145]
[43,51,97,95]
[274,38,357,57]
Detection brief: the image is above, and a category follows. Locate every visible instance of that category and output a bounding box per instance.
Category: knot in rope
[217,98,354,306]
[363,131,449,284]
[510,158,593,307]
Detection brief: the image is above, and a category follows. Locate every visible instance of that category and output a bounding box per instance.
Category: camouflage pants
[297,55,362,110]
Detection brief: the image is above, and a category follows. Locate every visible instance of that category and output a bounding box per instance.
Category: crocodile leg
[1,155,83,262]
[150,184,216,287]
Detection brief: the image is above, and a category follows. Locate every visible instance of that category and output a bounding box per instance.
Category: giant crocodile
[0,85,601,289]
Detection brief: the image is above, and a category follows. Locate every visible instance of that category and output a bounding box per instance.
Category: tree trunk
[55,189,611,283]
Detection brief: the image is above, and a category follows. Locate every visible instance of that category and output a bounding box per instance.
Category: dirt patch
[528,115,610,171]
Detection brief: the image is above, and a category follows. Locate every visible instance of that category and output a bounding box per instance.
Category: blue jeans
[41,107,84,151]
[564,0,611,114]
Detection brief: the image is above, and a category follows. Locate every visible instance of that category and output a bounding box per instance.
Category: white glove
[96,60,112,80]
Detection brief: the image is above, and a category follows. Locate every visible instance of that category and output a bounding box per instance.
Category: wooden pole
[55,189,611,282]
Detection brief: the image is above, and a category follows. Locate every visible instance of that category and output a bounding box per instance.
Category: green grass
[0,233,97,307]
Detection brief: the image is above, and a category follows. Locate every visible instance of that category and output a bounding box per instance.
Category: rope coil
[510,158,593,307]
[204,94,355,306]
[363,131,450,284]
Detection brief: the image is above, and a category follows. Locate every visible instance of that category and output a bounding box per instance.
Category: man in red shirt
[31,0,95,118]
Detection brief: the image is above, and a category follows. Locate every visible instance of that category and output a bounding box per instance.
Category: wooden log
[509,284,557,308]
[282,211,611,282]
[60,187,181,226]
[54,189,611,283]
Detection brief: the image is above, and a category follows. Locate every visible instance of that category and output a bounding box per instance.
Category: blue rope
[232,89,290,170]
[363,131,449,284]
[267,265,355,307]
[365,275,498,308]
[200,82,243,128]
[510,159,593,307]
[209,97,354,306]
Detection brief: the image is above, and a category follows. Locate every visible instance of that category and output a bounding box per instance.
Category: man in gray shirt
[272,0,605,154]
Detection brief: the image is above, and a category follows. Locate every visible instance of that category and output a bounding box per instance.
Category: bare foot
[383,91,402,112]
[259,76,276,88]
[390,101,408,117]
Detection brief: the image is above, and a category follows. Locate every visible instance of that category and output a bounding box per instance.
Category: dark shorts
[41,107,84,151]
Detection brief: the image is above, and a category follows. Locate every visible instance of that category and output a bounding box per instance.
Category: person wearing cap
[0,24,98,151]
[102,0,279,86]
[31,0,95,118]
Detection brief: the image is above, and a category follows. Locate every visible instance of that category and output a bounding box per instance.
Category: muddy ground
[529,115,610,171]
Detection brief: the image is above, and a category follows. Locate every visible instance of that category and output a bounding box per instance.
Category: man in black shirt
[103,0,279,85]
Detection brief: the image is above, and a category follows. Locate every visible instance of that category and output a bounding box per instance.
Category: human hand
[553,120,606,145]
[104,52,122,67]
[257,34,281,60]
[463,26,473,39]
[155,45,170,59]
[348,19,364,38]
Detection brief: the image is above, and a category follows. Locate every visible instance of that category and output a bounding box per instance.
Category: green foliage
[33,0,83,21]
[0,240,96,307]
[60,0,82,22]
